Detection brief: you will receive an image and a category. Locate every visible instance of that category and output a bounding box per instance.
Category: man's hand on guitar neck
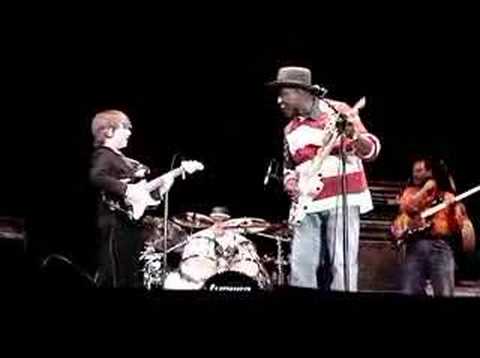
[443,192,456,206]
[285,178,300,200]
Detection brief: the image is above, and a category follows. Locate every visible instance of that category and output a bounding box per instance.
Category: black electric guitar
[103,160,204,220]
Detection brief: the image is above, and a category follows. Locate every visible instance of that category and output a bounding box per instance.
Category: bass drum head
[202,271,260,293]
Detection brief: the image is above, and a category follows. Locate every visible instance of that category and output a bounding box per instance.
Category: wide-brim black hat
[267,66,317,92]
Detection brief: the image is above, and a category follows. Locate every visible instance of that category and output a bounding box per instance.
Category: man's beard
[414,175,432,186]
[281,106,301,119]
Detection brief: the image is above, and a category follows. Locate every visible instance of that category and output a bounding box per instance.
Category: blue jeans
[402,238,455,297]
[289,207,360,291]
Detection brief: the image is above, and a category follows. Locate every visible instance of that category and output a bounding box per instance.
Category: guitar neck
[145,167,184,193]
[421,185,480,218]
[308,131,339,175]
[308,99,364,176]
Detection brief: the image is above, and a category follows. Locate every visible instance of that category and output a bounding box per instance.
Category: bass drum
[202,240,272,292]
[163,271,204,290]
[227,239,271,289]
[202,271,260,292]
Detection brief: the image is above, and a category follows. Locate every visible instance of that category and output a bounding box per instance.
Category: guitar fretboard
[145,167,184,193]
[421,185,480,218]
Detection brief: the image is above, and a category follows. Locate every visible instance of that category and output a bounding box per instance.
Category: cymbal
[222,217,271,234]
[171,212,215,230]
[263,221,292,238]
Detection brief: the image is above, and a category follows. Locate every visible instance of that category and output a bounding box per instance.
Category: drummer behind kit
[141,209,292,291]
[164,216,273,291]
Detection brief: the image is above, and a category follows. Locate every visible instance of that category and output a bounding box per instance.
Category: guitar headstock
[181,160,205,174]
[353,96,366,111]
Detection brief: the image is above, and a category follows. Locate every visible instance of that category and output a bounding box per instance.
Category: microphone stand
[162,153,180,285]
[316,93,351,291]
[162,188,170,284]
[264,159,282,188]
[340,133,350,291]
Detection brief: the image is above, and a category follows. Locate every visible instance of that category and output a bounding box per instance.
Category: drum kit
[140,212,292,291]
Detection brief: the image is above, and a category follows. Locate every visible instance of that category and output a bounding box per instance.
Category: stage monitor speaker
[0,217,26,284]
[41,255,96,288]
[358,240,404,292]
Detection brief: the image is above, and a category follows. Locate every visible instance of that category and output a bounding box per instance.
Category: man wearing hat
[268,66,381,291]
[202,206,239,256]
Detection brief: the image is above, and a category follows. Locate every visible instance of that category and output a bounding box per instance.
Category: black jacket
[89,146,138,222]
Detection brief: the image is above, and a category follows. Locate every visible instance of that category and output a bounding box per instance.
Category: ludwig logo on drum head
[208,284,252,292]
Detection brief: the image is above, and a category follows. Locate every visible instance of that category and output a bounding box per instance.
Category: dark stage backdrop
[1,19,479,274]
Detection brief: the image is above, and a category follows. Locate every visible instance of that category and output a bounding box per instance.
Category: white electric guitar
[104,160,204,221]
[289,97,366,226]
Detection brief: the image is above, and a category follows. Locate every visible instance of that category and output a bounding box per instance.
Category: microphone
[336,113,349,132]
[311,84,328,98]
[264,160,273,186]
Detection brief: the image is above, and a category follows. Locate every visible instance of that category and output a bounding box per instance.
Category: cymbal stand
[255,232,290,286]
[276,234,284,286]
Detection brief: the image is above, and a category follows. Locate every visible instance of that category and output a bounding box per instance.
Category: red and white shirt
[283,98,381,214]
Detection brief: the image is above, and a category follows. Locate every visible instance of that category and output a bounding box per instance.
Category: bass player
[391,157,476,296]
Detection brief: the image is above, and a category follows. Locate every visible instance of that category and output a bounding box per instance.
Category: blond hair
[91,110,131,147]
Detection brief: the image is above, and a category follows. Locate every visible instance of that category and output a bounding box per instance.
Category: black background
[1,8,479,275]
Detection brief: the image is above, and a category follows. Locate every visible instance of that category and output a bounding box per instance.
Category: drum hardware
[254,232,290,286]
